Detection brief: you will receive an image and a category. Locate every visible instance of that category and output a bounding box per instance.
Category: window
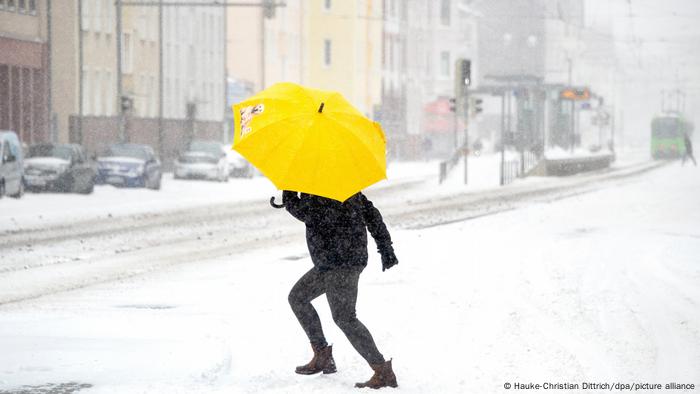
[440,0,450,25]
[17,0,24,13]
[94,70,103,116]
[105,0,113,34]
[81,0,90,31]
[0,1,5,11]
[324,0,331,11]
[425,53,431,76]
[150,75,156,116]
[440,51,450,77]
[82,67,91,115]
[105,71,113,115]
[7,0,16,12]
[323,39,331,67]
[28,0,35,13]
[122,33,133,74]
[94,0,102,33]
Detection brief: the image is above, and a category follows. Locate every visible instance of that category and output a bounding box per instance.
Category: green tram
[651,115,694,159]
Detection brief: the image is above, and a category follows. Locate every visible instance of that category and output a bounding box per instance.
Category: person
[281,190,399,389]
[682,133,697,166]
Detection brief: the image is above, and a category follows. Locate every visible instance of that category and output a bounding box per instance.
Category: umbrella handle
[270,196,285,209]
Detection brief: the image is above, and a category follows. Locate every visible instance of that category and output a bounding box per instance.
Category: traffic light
[263,0,276,18]
[120,95,133,113]
[449,97,456,112]
[454,59,471,99]
[459,59,471,87]
[471,97,483,116]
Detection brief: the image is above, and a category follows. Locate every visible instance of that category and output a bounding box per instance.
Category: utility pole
[46,0,53,142]
[223,0,228,143]
[78,0,84,144]
[463,95,469,185]
[116,0,124,142]
[158,0,164,157]
[567,56,574,153]
[500,91,505,186]
[260,5,266,89]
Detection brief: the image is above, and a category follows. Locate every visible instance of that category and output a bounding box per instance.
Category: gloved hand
[380,249,399,272]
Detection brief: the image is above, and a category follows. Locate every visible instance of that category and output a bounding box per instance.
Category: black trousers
[288,265,385,365]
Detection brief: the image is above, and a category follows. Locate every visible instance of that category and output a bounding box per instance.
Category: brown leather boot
[295,344,337,375]
[355,359,398,389]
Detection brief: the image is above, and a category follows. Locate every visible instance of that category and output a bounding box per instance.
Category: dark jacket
[283,191,393,272]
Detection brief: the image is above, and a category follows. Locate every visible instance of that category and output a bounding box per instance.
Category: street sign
[560,87,590,101]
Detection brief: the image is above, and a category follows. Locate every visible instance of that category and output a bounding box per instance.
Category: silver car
[0,130,25,198]
[174,140,229,182]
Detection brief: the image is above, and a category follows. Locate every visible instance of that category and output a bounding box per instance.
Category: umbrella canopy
[232,82,387,202]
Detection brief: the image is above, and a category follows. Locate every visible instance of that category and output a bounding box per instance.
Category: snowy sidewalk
[1,162,698,393]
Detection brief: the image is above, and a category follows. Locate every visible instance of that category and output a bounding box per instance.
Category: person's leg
[691,153,697,166]
[288,268,328,348]
[325,266,385,365]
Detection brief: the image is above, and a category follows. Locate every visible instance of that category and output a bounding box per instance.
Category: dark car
[23,143,96,194]
[96,143,162,190]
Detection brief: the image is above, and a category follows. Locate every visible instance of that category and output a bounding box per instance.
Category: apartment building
[0,0,49,144]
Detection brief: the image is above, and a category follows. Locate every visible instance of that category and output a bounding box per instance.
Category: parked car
[24,143,97,194]
[0,130,24,198]
[174,140,228,182]
[96,143,162,190]
[226,149,254,178]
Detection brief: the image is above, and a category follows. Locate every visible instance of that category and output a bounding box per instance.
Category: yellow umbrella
[232,82,387,202]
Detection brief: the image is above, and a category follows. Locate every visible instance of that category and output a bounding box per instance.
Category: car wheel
[148,174,161,190]
[65,176,76,193]
[80,180,95,194]
[10,179,24,199]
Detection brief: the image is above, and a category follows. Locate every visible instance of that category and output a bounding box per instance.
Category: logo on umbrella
[240,104,265,137]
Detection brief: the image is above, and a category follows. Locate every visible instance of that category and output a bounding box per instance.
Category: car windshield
[189,141,222,156]
[104,145,149,160]
[28,145,73,161]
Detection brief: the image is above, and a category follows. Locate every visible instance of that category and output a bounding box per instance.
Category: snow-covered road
[0,159,661,305]
[1,158,698,393]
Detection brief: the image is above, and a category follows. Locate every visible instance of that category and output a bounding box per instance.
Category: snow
[24,157,70,168]
[1,160,698,393]
[545,147,613,159]
[0,160,439,233]
[0,149,651,234]
[97,157,147,165]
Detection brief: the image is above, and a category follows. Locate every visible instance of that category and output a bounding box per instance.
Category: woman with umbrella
[280,190,398,389]
[233,83,399,389]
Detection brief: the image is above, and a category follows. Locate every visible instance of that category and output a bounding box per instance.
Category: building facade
[46,0,225,159]
[163,3,225,123]
[382,0,478,159]
[0,0,50,145]
[301,0,382,117]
